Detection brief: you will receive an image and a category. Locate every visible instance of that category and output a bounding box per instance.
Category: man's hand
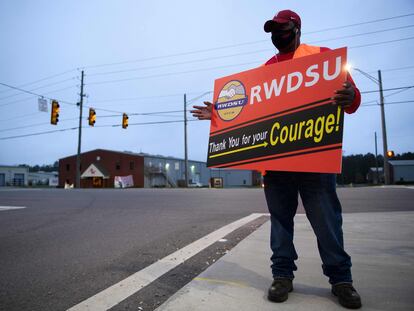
[332,82,356,109]
[191,101,212,120]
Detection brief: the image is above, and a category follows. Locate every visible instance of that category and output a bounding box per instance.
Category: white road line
[0,206,26,211]
[67,213,269,311]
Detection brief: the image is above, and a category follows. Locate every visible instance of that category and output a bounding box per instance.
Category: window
[116,162,120,170]
[175,162,179,170]
[66,164,70,171]
[130,161,134,170]
[14,173,25,186]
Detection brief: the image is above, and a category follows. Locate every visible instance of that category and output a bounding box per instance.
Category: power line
[0,68,77,95]
[0,119,200,140]
[0,112,43,122]
[0,81,207,116]
[0,84,78,108]
[0,108,190,130]
[84,37,414,87]
[85,26,414,80]
[91,92,196,104]
[0,77,77,101]
[0,127,78,140]
[0,117,80,133]
[361,85,414,94]
[87,63,414,105]
[87,65,414,105]
[381,65,414,73]
[361,100,414,107]
[349,36,414,50]
[92,85,413,117]
[305,13,414,34]
[86,51,266,77]
[94,23,410,79]
[353,64,414,76]
[80,13,414,70]
[1,96,411,139]
[3,12,412,100]
[386,100,414,104]
[85,60,262,86]
[384,87,414,98]
[186,91,213,106]
[310,24,414,44]
[94,119,198,128]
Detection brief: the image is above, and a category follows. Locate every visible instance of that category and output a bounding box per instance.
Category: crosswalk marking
[0,206,26,211]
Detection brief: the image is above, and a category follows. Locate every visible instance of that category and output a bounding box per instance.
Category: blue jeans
[263,171,352,284]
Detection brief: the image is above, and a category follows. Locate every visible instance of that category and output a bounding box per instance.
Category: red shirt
[264,47,361,114]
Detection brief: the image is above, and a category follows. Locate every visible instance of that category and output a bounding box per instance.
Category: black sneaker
[267,277,293,303]
[332,283,362,309]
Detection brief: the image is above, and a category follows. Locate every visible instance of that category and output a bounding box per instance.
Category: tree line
[338,152,414,184]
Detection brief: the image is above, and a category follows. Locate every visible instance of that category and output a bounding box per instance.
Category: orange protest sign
[207,47,347,174]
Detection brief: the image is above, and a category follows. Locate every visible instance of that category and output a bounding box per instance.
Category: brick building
[59,149,258,188]
[59,149,144,188]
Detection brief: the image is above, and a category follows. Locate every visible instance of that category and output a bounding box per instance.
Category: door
[14,173,25,186]
[93,177,103,188]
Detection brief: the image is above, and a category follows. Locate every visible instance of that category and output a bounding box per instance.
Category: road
[0,186,413,310]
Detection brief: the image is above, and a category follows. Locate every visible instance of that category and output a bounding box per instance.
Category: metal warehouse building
[389,160,414,184]
[0,165,29,187]
[59,149,259,188]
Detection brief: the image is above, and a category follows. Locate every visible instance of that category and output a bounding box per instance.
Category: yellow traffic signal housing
[387,150,395,158]
[88,108,96,126]
[50,100,60,125]
[122,113,129,129]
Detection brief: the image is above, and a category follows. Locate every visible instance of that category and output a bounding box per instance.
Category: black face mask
[271,29,296,50]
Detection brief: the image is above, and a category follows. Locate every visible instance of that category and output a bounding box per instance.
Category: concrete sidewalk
[156,212,414,311]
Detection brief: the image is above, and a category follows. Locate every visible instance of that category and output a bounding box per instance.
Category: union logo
[215,80,248,121]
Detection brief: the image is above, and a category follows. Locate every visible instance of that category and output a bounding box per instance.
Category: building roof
[389,160,414,166]
[59,148,207,164]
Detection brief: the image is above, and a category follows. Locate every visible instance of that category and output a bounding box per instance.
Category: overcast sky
[1,0,413,166]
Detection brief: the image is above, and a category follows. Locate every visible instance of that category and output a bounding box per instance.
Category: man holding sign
[192,9,361,309]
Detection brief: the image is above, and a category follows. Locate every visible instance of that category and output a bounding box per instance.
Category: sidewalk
[156,212,414,311]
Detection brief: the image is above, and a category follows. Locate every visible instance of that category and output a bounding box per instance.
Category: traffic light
[50,100,59,125]
[88,108,96,126]
[387,150,395,158]
[122,113,129,129]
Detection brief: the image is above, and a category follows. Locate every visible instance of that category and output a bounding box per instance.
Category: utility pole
[378,70,390,185]
[75,71,85,188]
[184,93,189,188]
[374,132,379,184]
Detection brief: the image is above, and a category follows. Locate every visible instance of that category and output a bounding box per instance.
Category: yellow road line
[209,141,268,159]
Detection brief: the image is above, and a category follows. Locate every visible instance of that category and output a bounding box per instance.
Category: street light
[347,65,390,185]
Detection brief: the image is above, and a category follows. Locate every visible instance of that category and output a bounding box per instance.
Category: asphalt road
[0,186,413,311]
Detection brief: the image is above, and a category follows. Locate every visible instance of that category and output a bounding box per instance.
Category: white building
[0,165,29,186]
[389,160,414,183]
[143,154,257,188]
[28,171,59,187]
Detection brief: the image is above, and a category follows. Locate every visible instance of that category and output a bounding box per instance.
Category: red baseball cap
[264,10,301,33]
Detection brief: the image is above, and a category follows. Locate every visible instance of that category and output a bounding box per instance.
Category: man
[191,9,362,309]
